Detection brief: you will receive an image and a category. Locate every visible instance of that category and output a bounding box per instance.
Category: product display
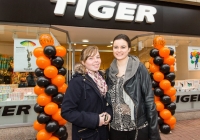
[174,79,200,92]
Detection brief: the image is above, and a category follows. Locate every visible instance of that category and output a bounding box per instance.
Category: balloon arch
[33,34,68,140]
[149,36,177,134]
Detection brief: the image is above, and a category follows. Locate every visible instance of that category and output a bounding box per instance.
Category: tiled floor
[0,118,200,140]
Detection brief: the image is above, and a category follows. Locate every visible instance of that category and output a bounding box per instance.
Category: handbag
[78,128,98,139]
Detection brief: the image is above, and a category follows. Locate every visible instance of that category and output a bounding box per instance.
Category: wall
[176,45,200,80]
[0,44,13,55]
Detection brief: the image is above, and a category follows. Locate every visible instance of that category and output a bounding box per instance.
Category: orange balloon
[170,124,175,130]
[164,116,176,126]
[33,47,44,58]
[164,87,176,97]
[170,65,175,72]
[58,119,67,125]
[153,72,164,82]
[44,66,58,79]
[51,75,65,87]
[149,57,154,64]
[154,96,160,102]
[36,129,52,140]
[37,93,51,106]
[153,36,165,50]
[149,64,159,73]
[52,109,64,121]
[164,56,175,65]
[58,83,68,93]
[159,80,171,90]
[33,120,45,131]
[159,109,172,120]
[56,46,67,57]
[34,85,45,96]
[155,101,164,112]
[159,47,170,58]
[171,95,176,102]
[44,102,59,115]
[39,34,54,47]
[36,56,51,69]
[49,136,59,140]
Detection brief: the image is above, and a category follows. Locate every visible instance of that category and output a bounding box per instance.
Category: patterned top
[108,76,135,131]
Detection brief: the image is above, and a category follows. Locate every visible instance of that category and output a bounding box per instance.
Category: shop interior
[0,24,200,102]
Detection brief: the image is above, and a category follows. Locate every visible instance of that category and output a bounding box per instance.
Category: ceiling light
[82,45,88,47]
[82,39,89,42]
[110,41,113,44]
[74,43,76,45]
[107,45,112,47]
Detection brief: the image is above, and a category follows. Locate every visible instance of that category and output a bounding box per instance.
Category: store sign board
[176,94,200,103]
[0,105,31,116]
[13,39,40,72]
[51,0,157,23]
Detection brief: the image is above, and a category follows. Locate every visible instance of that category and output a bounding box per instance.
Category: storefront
[0,0,200,128]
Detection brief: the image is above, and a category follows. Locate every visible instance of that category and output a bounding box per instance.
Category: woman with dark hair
[106,34,161,140]
[61,46,112,140]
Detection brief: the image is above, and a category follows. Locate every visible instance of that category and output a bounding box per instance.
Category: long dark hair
[113,34,131,48]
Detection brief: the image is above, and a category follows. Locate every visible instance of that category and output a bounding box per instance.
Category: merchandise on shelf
[0,84,36,101]
[174,79,200,92]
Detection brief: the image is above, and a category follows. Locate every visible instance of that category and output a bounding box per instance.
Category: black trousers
[109,127,149,140]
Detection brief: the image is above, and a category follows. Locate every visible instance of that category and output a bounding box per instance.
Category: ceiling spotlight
[74,43,76,45]
[82,45,88,47]
[110,41,113,44]
[82,39,89,42]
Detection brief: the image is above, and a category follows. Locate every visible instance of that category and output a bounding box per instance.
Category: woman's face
[113,39,130,60]
[82,51,101,72]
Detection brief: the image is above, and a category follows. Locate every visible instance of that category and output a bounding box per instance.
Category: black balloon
[153,56,163,66]
[150,49,159,58]
[158,116,164,125]
[170,80,175,87]
[166,102,176,110]
[45,84,58,96]
[37,112,51,124]
[150,73,154,80]
[35,68,44,77]
[165,73,176,81]
[37,76,50,88]
[51,56,64,68]
[168,47,174,55]
[160,124,171,134]
[53,126,67,138]
[34,103,44,113]
[59,133,68,140]
[152,80,159,88]
[160,95,171,105]
[170,110,176,115]
[43,45,56,57]
[45,120,59,133]
[154,87,164,97]
[58,67,67,76]
[52,93,64,104]
[160,64,170,74]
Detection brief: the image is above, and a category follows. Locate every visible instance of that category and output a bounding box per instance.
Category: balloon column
[149,36,177,134]
[33,34,68,140]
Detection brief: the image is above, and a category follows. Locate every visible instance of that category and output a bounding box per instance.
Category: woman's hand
[99,113,106,126]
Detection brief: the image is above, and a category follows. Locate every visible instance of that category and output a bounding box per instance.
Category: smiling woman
[61,46,112,140]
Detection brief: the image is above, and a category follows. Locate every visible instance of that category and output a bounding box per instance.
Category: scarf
[86,69,107,97]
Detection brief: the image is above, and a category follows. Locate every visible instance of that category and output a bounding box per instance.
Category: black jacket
[61,72,112,140]
[106,58,161,140]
